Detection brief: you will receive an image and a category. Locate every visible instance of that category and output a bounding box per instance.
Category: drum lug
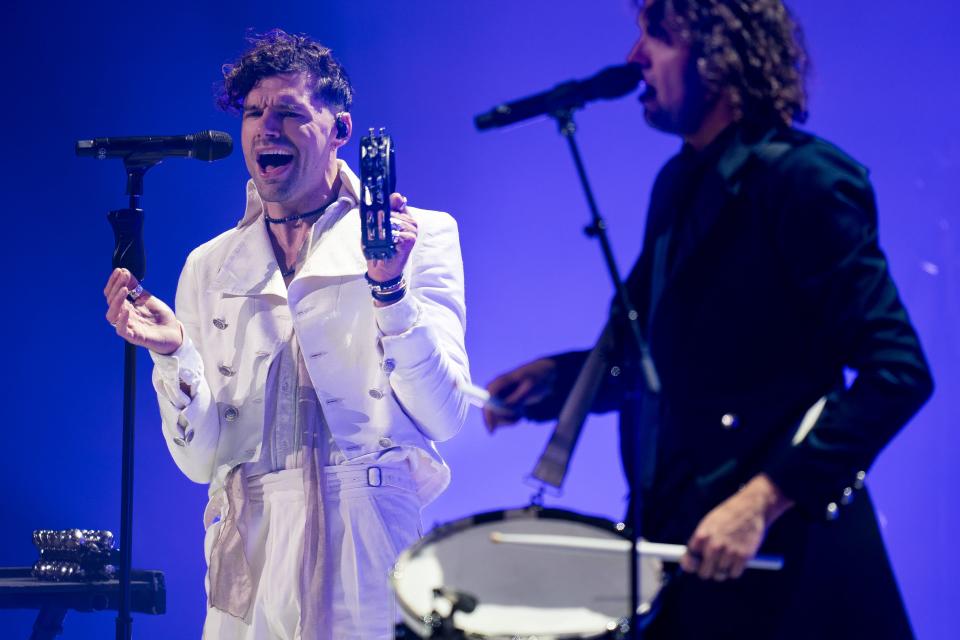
[608,617,631,639]
[529,485,546,508]
[420,612,465,639]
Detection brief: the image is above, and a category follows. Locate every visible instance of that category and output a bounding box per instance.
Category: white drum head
[391,508,663,639]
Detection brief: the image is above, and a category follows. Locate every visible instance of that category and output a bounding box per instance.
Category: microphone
[475,63,643,131]
[76,130,233,162]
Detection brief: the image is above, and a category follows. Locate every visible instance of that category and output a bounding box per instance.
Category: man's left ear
[333,111,351,145]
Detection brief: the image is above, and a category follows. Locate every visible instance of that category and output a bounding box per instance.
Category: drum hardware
[523,475,562,509]
[527,484,546,508]
[416,587,478,639]
[433,586,479,614]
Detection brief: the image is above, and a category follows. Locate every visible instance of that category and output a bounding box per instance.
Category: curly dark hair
[639,0,808,125]
[217,29,354,114]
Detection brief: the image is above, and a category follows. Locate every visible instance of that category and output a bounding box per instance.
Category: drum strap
[532,322,616,487]
[534,215,672,490]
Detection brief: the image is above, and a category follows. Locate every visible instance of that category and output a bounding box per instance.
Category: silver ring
[126,283,144,303]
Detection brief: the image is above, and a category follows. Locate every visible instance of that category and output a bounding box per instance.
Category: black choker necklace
[264,196,339,225]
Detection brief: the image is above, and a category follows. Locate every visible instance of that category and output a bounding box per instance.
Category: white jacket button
[720,413,739,430]
[224,406,240,422]
[212,318,228,330]
[825,502,839,521]
[382,359,396,373]
[368,388,384,400]
[172,436,187,447]
[218,364,235,377]
[854,470,866,490]
[378,437,394,448]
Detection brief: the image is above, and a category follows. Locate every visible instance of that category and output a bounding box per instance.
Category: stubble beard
[256,180,294,203]
[251,166,300,204]
[645,61,714,137]
[645,89,712,138]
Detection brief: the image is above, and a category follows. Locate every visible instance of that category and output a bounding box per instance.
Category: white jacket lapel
[209,181,288,298]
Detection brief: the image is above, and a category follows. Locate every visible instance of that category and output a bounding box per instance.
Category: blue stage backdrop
[2,1,956,637]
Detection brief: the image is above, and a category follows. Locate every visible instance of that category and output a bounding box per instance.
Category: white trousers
[202,466,422,640]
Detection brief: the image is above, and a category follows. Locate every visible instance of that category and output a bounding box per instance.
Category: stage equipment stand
[549,109,661,639]
[0,567,165,640]
[105,157,158,640]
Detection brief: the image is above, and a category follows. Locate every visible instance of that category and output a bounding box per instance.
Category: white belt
[207,461,416,525]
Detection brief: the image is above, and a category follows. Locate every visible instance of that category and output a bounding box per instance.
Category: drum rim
[411,506,629,556]
[390,505,631,639]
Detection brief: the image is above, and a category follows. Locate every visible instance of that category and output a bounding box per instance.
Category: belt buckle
[367,466,383,487]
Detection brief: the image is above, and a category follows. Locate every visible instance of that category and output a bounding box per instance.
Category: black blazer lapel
[660,126,779,297]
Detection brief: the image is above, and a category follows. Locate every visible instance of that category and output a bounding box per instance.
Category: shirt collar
[679,122,741,169]
[236,159,361,229]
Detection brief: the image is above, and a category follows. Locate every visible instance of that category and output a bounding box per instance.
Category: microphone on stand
[474,63,643,131]
[76,130,233,162]
[77,126,232,640]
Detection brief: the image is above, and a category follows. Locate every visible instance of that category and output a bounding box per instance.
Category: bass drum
[391,507,664,639]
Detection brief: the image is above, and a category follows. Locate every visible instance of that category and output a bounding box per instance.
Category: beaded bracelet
[364,272,403,290]
[371,286,406,304]
[371,279,406,295]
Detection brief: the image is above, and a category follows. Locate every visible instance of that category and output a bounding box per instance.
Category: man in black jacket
[483,1,933,638]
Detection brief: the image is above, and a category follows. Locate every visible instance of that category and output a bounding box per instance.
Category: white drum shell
[391,509,663,639]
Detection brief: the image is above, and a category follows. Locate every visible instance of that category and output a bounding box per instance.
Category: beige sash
[206,338,332,638]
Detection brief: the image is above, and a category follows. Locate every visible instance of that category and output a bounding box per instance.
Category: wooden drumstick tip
[456,379,493,408]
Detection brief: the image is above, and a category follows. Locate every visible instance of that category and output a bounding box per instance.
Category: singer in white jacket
[103,29,469,640]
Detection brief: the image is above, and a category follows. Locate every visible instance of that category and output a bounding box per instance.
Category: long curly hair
[218,29,354,114]
[640,0,808,125]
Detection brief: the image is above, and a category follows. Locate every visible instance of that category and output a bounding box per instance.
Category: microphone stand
[549,109,660,639]
[106,157,158,640]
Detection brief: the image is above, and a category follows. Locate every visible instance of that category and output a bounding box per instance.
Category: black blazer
[529,123,933,639]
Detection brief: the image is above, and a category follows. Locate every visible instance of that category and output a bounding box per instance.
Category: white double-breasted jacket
[151,162,470,506]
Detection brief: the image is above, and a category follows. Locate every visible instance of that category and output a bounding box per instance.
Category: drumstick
[456,379,509,411]
[489,532,783,571]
